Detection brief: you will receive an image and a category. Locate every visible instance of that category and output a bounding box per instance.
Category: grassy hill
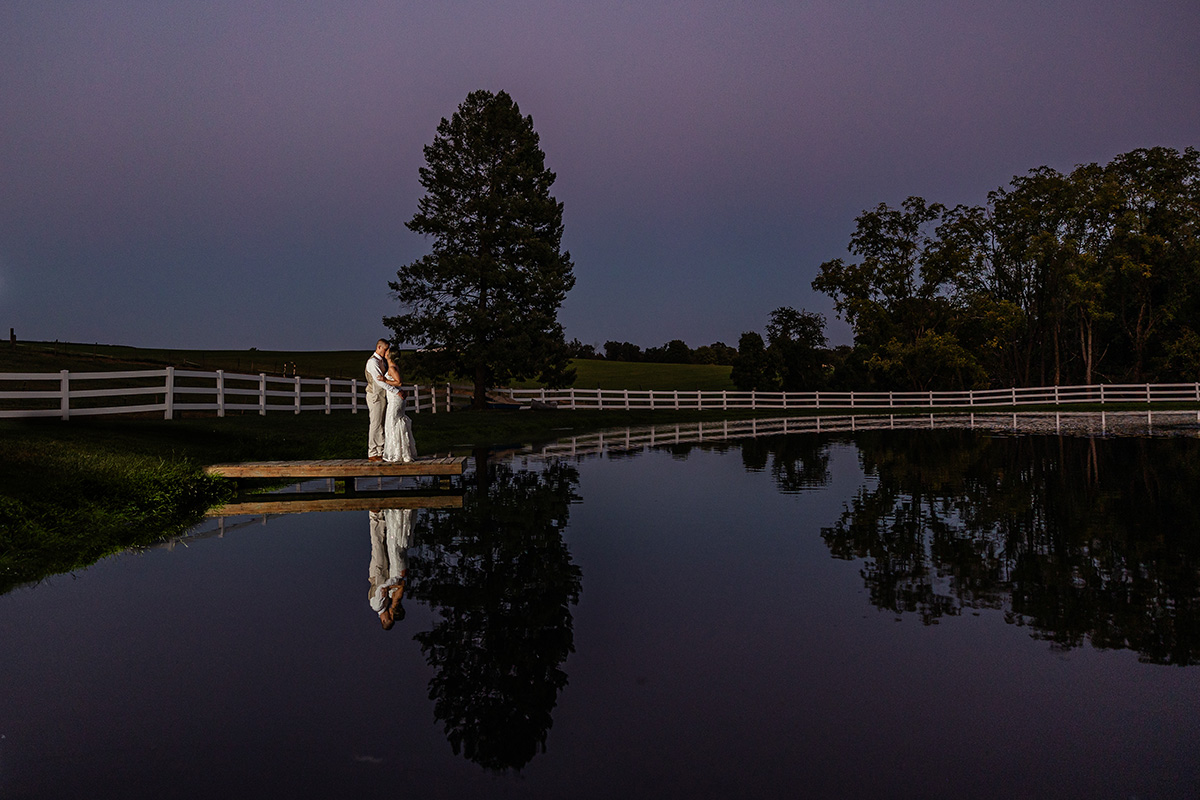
[1,341,733,391]
[551,359,733,391]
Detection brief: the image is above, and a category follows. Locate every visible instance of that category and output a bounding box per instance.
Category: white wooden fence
[1,368,1197,420]
[0,367,473,420]
[506,383,1200,411]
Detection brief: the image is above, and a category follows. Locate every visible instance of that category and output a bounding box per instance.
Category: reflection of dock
[204,456,466,480]
[206,491,464,517]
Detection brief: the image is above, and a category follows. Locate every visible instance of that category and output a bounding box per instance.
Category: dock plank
[204,456,466,479]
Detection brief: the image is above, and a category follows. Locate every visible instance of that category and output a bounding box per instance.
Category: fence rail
[1,368,1198,420]
[505,382,1200,411]
[0,367,473,420]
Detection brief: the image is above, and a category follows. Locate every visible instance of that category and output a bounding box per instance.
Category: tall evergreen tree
[386,90,576,408]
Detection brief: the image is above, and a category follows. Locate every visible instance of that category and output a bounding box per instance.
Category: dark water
[3,416,1200,798]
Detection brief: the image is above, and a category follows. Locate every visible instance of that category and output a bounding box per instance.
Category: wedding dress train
[382,387,417,463]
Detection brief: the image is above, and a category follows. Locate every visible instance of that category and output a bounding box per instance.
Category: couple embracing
[366,339,417,463]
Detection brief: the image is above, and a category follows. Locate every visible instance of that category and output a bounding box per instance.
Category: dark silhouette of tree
[811,146,1200,389]
[406,457,583,770]
[730,331,776,391]
[766,306,828,391]
[386,90,576,408]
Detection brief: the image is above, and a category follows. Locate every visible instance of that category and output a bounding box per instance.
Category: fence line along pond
[2,366,1199,420]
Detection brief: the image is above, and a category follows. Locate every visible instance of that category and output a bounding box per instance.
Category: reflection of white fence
[0,367,474,420]
[508,383,1200,411]
[519,411,1200,461]
[2,368,1198,420]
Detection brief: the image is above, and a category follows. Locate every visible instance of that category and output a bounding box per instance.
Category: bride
[380,348,417,463]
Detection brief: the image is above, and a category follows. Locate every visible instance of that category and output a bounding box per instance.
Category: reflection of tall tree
[407,456,582,771]
[822,430,1200,664]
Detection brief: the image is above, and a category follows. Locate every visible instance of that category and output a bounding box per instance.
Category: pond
[2,413,1199,798]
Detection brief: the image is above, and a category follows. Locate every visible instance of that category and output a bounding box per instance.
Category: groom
[365,338,390,461]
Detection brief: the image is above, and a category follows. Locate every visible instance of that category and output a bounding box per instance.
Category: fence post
[624,389,629,410]
[722,390,727,411]
[325,377,331,414]
[217,370,225,418]
[570,388,576,410]
[60,369,70,420]
[889,390,894,409]
[165,366,174,420]
[1100,384,1105,404]
[597,389,603,410]
[751,389,756,410]
[352,379,358,413]
[695,389,701,410]
[431,385,437,414]
[259,374,267,415]
[814,391,819,409]
[1146,383,1151,404]
[294,376,301,414]
[1011,386,1017,406]
[446,382,451,413]
[673,389,679,411]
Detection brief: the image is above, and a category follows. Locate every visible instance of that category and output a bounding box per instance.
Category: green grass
[0,341,376,380]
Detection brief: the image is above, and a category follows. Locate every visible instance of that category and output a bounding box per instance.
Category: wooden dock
[203,456,466,480]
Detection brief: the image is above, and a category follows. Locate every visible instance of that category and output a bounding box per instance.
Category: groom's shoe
[368,456,382,462]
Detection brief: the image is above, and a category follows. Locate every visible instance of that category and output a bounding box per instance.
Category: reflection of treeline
[406,460,582,771]
[737,146,1200,392]
[822,430,1200,665]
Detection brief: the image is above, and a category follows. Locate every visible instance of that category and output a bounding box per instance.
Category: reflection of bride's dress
[369,508,414,612]
[382,387,417,463]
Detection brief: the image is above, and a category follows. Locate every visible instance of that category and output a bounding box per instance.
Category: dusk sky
[3,1,1198,352]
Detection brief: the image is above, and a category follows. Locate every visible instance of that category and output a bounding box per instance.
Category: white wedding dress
[382,385,417,463]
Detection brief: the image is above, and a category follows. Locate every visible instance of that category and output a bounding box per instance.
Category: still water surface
[2,413,1199,798]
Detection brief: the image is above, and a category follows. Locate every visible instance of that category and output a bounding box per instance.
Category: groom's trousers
[367,390,386,458]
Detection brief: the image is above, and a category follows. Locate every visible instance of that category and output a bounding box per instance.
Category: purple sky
[2,1,1198,351]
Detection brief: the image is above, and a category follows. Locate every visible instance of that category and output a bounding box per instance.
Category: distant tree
[693,341,737,366]
[566,338,599,359]
[386,90,576,409]
[766,307,828,391]
[730,331,777,391]
[644,339,694,364]
[603,341,643,362]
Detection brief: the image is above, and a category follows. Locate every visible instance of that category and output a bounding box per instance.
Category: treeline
[733,146,1200,392]
[567,338,738,365]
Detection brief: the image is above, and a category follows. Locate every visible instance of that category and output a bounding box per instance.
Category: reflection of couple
[369,508,413,630]
[366,339,417,463]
